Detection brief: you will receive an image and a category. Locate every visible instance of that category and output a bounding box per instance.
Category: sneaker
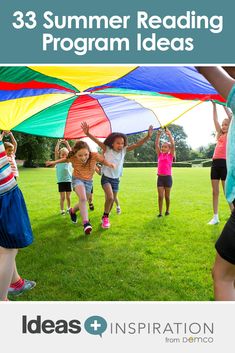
[69,208,77,223]
[83,222,92,234]
[101,216,110,229]
[61,210,66,216]
[89,203,95,211]
[116,206,121,214]
[208,216,219,225]
[165,211,170,216]
[66,208,70,214]
[8,279,36,296]
[157,214,163,218]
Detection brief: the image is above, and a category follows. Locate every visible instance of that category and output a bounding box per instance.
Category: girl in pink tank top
[208,101,233,225]
[155,128,175,217]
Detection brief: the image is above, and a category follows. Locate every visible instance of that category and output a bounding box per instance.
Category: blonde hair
[59,147,69,157]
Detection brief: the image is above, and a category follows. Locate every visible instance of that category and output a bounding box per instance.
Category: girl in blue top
[82,122,153,229]
[54,139,72,215]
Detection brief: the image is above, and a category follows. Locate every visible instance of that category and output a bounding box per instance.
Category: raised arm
[223,105,233,120]
[127,125,153,152]
[165,128,175,155]
[63,140,72,152]
[196,66,235,100]
[55,139,61,159]
[212,101,221,133]
[155,129,161,155]
[4,131,17,153]
[81,121,106,152]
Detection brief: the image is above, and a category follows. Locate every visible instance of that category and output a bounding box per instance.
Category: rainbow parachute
[0,66,225,138]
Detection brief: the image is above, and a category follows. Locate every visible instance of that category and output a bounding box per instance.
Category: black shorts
[215,210,235,264]
[58,182,72,192]
[210,159,227,181]
[157,175,173,188]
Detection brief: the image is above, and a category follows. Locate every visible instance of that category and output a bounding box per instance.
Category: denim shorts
[101,174,120,192]
[72,177,93,194]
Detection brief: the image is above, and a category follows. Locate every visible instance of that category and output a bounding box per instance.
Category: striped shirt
[7,153,19,177]
[0,141,17,195]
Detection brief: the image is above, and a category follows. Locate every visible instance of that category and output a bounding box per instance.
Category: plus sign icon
[84,316,107,337]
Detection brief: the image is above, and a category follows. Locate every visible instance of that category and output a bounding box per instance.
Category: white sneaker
[61,210,66,216]
[116,206,121,214]
[208,216,219,225]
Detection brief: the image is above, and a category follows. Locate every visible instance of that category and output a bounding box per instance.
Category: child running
[196,66,235,300]
[46,140,115,235]
[0,133,35,301]
[82,122,153,229]
[2,131,19,179]
[54,139,72,215]
[155,127,175,217]
[208,102,233,225]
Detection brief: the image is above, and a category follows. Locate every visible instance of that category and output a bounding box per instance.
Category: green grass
[15,167,229,301]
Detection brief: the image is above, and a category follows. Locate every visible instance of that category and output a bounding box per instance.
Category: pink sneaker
[101,216,110,229]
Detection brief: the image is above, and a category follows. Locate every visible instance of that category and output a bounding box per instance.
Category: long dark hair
[68,140,91,159]
[104,132,127,149]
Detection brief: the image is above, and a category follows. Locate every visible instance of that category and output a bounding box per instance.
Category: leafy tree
[125,123,191,162]
[12,132,55,167]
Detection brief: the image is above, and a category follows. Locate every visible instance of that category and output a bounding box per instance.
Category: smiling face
[75,148,90,163]
[161,142,170,153]
[221,118,230,134]
[112,137,125,152]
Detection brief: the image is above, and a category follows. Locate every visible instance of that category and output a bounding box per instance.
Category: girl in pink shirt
[208,101,233,225]
[155,128,175,217]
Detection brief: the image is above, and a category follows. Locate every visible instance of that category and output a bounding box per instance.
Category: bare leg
[60,192,65,211]
[102,183,114,214]
[212,253,235,300]
[66,192,71,209]
[165,187,171,213]
[114,193,119,207]
[0,247,18,300]
[74,185,88,222]
[157,187,164,215]
[211,179,220,215]
[11,260,21,284]
[221,180,234,212]
[88,193,93,204]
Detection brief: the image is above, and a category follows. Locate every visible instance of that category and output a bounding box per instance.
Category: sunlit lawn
[15,167,229,301]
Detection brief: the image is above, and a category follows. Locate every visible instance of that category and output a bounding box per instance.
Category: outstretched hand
[81,121,89,135]
[147,125,153,138]
[45,161,54,167]
[165,127,171,137]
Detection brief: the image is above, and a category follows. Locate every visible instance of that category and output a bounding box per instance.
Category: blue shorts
[72,177,93,194]
[101,175,120,192]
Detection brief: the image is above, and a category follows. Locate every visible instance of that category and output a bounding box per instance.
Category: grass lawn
[15,166,229,301]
